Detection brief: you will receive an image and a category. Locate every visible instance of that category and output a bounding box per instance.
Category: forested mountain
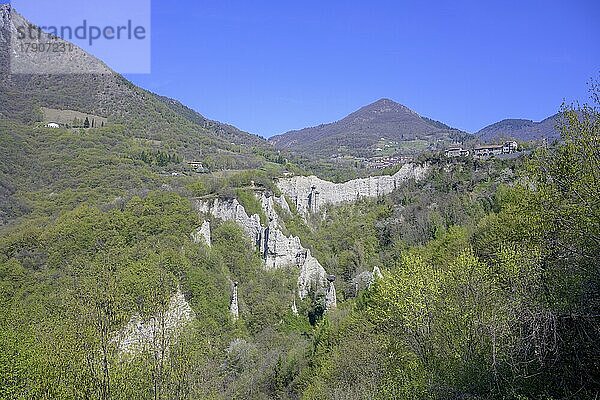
[269,98,469,158]
[0,5,272,156]
[3,98,598,398]
[476,113,561,142]
[0,4,288,226]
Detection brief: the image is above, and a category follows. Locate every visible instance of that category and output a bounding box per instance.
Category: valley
[0,3,598,400]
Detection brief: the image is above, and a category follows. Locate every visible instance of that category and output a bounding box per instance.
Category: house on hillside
[46,122,60,128]
[187,161,208,173]
[474,141,519,158]
[503,141,518,153]
[445,147,470,158]
[474,144,504,158]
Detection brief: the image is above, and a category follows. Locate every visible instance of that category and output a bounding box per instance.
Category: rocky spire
[230,281,239,320]
[291,294,299,316]
[368,266,383,288]
[308,185,320,213]
[191,220,211,247]
[324,275,337,311]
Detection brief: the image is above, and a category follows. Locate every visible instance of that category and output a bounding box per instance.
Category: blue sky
[9,0,600,137]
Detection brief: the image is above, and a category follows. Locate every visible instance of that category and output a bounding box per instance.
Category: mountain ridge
[0,6,272,158]
[269,98,468,158]
[476,113,561,142]
[0,6,284,225]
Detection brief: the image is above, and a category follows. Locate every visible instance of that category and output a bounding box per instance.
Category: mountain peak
[367,98,411,109]
[339,99,425,128]
[1,6,112,74]
[355,98,419,117]
[269,99,466,158]
[372,98,396,105]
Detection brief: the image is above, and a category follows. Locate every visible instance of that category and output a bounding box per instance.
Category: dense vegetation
[295,95,600,399]
[0,192,309,399]
[1,68,599,400]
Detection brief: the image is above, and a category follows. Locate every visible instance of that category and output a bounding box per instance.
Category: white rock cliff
[191,220,212,247]
[193,165,424,309]
[324,277,337,311]
[193,195,329,301]
[117,289,194,354]
[195,198,262,245]
[277,163,429,216]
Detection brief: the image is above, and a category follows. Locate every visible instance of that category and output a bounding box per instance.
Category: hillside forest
[0,81,599,400]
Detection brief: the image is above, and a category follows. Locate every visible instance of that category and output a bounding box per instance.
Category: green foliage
[235,188,268,226]
[136,149,182,167]
[308,199,392,296]
[369,235,499,397]
[1,84,599,399]
[296,86,600,399]
[185,179,209,197]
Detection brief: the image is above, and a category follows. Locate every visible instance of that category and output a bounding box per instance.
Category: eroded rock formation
[192,176,400,310]
[117,289,194,354]
[277,163,429,216]
[262,227,304,270]
[230,281,239,320]
[259,192,290,227]
[324,275,337,311]
[297,251,328,299]
[195,198,262,244]
[193,195,329,302]
[191,220,212,247]
[369,266,383,287]
[291,295,299,316]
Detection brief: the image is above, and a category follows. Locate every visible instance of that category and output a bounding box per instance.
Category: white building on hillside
[503,141,518,153]
[445,147,470,158]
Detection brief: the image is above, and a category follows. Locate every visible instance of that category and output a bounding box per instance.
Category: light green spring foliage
[0,87,598,399]
[0,192,308,399]
[297,88,600,400]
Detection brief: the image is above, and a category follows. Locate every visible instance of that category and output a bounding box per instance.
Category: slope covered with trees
[1,88,598,398]
[0,6,298,227]
[297,92,600,399]
[0,6,598,396]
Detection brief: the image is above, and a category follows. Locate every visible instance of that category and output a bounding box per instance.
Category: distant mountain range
[476,114,561,142]
[1,3,561,170]
[269,99,469,159]
[269,98,562,158]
